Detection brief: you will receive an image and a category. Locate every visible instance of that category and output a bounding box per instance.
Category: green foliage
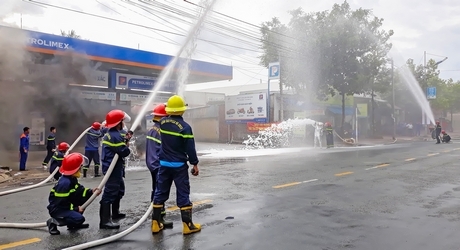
[259,1,393,130]
[60,30,81,39]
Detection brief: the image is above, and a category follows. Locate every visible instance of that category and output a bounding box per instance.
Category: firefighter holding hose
[151,95,201,235]
[99,110,131,230]
[325,122,334,148]
[46,153,101,235]
[146,103,173,232]
[49,142,70,181]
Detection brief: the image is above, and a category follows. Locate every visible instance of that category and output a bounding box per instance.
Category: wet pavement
[1,141,460,249]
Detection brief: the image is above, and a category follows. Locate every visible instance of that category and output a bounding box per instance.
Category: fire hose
[0,127,91,197]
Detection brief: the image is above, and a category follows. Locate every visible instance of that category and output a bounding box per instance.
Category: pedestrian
[19,127,30,171]
[441,130,451,143]
[325,122,334,148]
[151,95,201,235]
[146,103,173,232]
[49,142,70,181]
[435,121,442,144]
[46,153,101,235]
[99,110,131,229]
[83,122,104,178]
[43,127,57,167]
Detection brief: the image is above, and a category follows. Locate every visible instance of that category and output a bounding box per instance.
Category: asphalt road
[1,141,460,250]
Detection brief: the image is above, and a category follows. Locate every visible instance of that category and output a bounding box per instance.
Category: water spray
[62,1,217,249]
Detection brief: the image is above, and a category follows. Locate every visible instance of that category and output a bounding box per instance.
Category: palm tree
[60,29,81,39]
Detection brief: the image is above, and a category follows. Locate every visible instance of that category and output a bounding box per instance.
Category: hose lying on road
[62,204,153,250]
[0,127,91,198]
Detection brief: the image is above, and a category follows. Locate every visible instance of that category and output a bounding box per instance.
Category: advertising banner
[30,117,45,146]
[246,122,278,132]
[114,73,176,92]
[225,93,267,123]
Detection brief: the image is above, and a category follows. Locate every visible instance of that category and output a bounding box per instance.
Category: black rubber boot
[161,205,173,229]
[151,204,164,234]
[94,166,101,177]
[67,223,89,230]
[83,169,88,178]
[112,199,126,220]
[180,206,201,235]
[99,204,120,229]
[47,218,60,235]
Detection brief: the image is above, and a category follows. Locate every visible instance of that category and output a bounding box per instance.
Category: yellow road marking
[365,164,389,170]
[335,171,354,176]
[427,153,439,156]
[0,238,41,250]
[166,199,213,211]
[454,148,460,151]
[405,158,416,162]
[443,150,451,153]
[272,182,301,189]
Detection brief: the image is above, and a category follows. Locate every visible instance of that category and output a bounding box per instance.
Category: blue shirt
[145,121,161,172]
[159,116,199,167]
[85,128,103,151]
[49,151,64,174]
[19,133,29,152]
[46,132,56,151]
[101,128,131,174]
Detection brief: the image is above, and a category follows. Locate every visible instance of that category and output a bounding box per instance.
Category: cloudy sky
[1,0,459,91]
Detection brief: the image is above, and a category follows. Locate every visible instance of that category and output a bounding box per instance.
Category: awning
[327,106,355,115]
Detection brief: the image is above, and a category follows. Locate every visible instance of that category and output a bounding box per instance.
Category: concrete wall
[186,118,219,142]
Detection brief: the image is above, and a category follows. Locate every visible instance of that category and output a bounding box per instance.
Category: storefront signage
[78,91,116,100]
[225,93,267,123]
[247,122,278,132]
[114,73,176,92]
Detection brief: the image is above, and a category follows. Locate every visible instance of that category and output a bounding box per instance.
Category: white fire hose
[0,127,91,198]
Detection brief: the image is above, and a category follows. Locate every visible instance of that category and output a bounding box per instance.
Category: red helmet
[92,122,101,130]
[152,103,167,117]
[325,122,331,127]
[436,121,440,124]
[105,110,128,129]
[58,142,70,152]
[59,153,89,176]
[441,130,446,134]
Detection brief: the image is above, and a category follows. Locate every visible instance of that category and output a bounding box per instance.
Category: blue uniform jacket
[101,128,130,174]
[159,116,199,167]
[19,133,29,152]
[49,151,65,173]
[46,133,56,151]
[85,128,103,151]
[145,121,161,172]
[47,175,93,214]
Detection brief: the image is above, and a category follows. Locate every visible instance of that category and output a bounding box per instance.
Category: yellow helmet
[165,95,187,113]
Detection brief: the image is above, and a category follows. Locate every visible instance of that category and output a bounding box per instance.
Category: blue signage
[111,72,176,92]
[427,87,436,99]
[268,62,280,80]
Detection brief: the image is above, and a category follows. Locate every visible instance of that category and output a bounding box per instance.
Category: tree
[60,30,81,39]
[259,1,393,133]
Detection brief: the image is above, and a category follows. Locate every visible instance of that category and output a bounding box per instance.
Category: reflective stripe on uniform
[146,136,161,144]
[160,129,194,139]
[102,140,126,147]
[50,184,79,197]
[83,188,89,197]
[47,138,55,140]
[52,156,63,161]
[86,132,100,137]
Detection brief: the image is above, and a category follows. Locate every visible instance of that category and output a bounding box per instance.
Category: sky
[1,0,459,92]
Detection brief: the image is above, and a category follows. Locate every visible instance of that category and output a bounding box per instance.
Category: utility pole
[20,14,23,29]
[278,51,284,121]
[391,59,395,140]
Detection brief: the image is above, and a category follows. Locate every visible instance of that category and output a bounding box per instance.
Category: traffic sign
[427,87,436,99]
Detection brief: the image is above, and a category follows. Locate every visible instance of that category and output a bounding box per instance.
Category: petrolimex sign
[26,34,72,51]
[115,73,176,92]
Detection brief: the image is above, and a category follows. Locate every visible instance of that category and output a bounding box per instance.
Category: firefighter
[42,126,57,167]
[49,142,70,181]
[441,130,451,143]
[435,121,442,144]
[146,103,173,232]
[83,122,104,178]
[325,122,334,148]
[46,153,101,235]
[151,95,200,235]
[99,110,131,229]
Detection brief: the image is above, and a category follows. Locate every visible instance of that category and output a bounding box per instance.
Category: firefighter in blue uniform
[83,122,104,178]
[325,122,334,148]
[435,121,442,144]
[46,153,101,235]
[441,130,451,143]
[99,110,131,229]
[152,95,200,235]
[19,127,30,171]
[49,142,70,181]
[42,126,56,167]
[146,103,173,231]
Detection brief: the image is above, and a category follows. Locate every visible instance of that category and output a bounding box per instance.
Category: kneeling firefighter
[146,103,173,231]
[441,130,451,143]
[99,110,131,229]
[325,122,334,148]
[152,95,201,235]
